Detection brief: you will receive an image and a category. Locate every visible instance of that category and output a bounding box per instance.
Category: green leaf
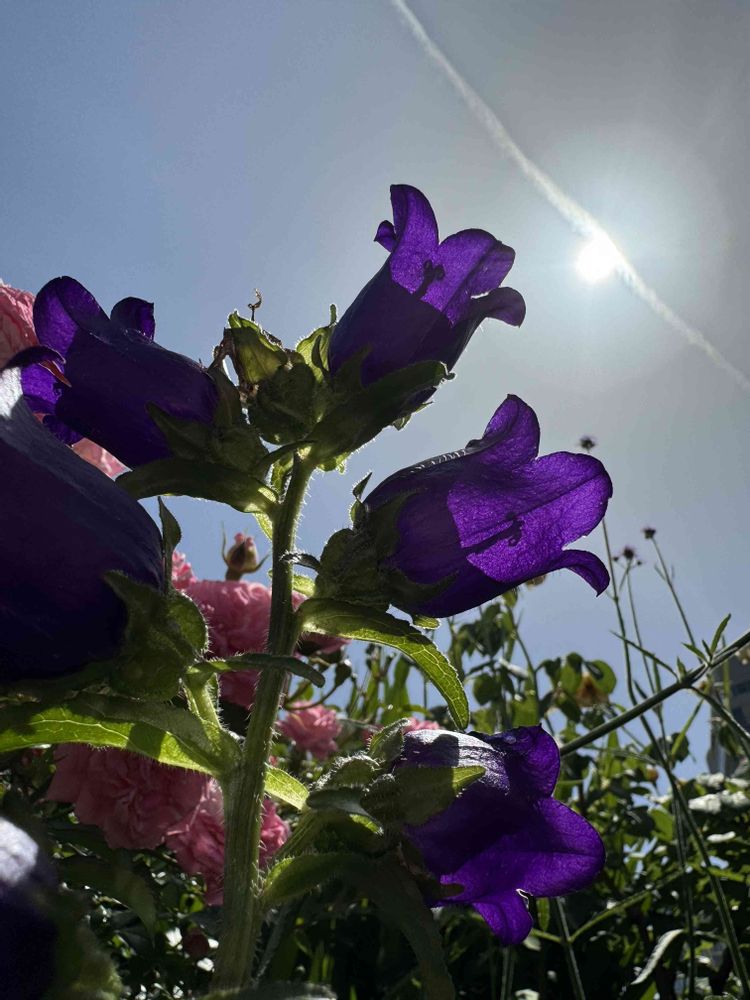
[263,851,357,908]
[368,719,407,764]
[309,360,450,465]
[297,599,468,729]
[586,659,617,695]
[158,498,182,583]
[345,858,455,1000]
[226,317,289,384]
[263,854,453,999]
[291,573,315,597]
[265,766,308,809]
[0,693,235,776]
[119,458,276,515]
[393,765,485,825]
[208,654,324,688]
[58,857,156,936]
[631,929,685,987]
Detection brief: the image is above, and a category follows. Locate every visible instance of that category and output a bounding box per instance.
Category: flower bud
[222,532,261,580]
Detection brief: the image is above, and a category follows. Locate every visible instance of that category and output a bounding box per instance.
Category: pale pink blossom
[278,702,342,760]
[71,438,126,477]
[47,744,207,850]
[0,281,36,366]
[172,551,198,591]
[166,779,288,904]
[403,717,441,733]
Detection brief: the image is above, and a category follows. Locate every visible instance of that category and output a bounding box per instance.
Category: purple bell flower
[328,185,525,393]
[360,395,612,617]
[0,816,58,998]
[397,726,604,943]
[0,366,164,683]
[21,276,219,468]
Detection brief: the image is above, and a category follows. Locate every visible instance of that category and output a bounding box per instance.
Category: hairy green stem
[213,455,313,989]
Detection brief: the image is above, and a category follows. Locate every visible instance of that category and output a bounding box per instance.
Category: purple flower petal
[363,395,612,616]
[329,185,524,401]
[398,726,605,944]
[110,297,156,340]
[0,367,164,681]
[24,277,218,467]
[472,893,533,945]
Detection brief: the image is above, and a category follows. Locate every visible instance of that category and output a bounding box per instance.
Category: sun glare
[576,233,620,283]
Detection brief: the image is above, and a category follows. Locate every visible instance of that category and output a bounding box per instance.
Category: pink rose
[47,744,206,850]
[403,717,441,733]
[185,579,272,657]
[166,779,288,905]
[278,702,342,760]
[0,282,123,477]
[0,281,36,366]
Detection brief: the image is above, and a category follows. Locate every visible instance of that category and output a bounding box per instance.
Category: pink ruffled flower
[0,281,36,366]
[172,551,198,591]
[1,282,123,477]
[278,702,342,760]
[47,744,206,850]
[403,717,441,733]
[185,579,272,657]
[166,779,288,905]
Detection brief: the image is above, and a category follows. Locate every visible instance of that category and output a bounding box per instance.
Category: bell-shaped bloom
[21,276,219,468]
[397,726,604,943]
[328,185,525,393]
[0,366,164,683]
[0,816,58,998]
[360,394,612,616]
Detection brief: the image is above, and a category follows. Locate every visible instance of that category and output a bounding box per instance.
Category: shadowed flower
[578,434,597,452]
[47,744,206,850]
[328,185,525,396]
[359,394,612,617]
[0,366,164,683]
[1,281,124,476]
[166,779,288,905]
[642,526,657,539]
[0,816,58,998]
[21,276,219,468]
[278,702,342,760]
[222,532,262,579]
[397,726,604,943]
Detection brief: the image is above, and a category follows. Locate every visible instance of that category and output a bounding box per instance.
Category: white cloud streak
[391,0,750,393]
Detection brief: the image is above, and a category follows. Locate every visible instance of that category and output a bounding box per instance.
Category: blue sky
[4,0,749,763]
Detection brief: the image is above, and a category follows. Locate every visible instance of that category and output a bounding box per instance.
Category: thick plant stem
[213,455,313,989]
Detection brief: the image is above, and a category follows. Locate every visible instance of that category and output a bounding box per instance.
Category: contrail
[391,0,750,393]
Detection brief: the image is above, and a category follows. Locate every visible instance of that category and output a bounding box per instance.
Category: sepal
[104,571,206,700]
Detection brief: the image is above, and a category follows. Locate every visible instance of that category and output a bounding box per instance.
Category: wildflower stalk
[213,453,313,989]
[601,520,750,997]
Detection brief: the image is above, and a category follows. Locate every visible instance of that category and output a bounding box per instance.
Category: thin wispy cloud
[391,0,750,393]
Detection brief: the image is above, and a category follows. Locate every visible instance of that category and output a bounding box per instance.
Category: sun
[576,233,620,283]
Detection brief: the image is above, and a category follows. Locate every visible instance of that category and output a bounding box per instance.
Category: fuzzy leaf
[297,599,468,728]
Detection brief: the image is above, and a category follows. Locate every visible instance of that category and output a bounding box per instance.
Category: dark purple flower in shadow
[21,277,219,468]
[0,816,58,998]
[397,726,604,943]
[0,366,164,683]
[328,185,525,393]
[360,395,612,617]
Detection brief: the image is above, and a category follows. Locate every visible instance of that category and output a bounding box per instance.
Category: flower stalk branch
[213,454,313,989]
